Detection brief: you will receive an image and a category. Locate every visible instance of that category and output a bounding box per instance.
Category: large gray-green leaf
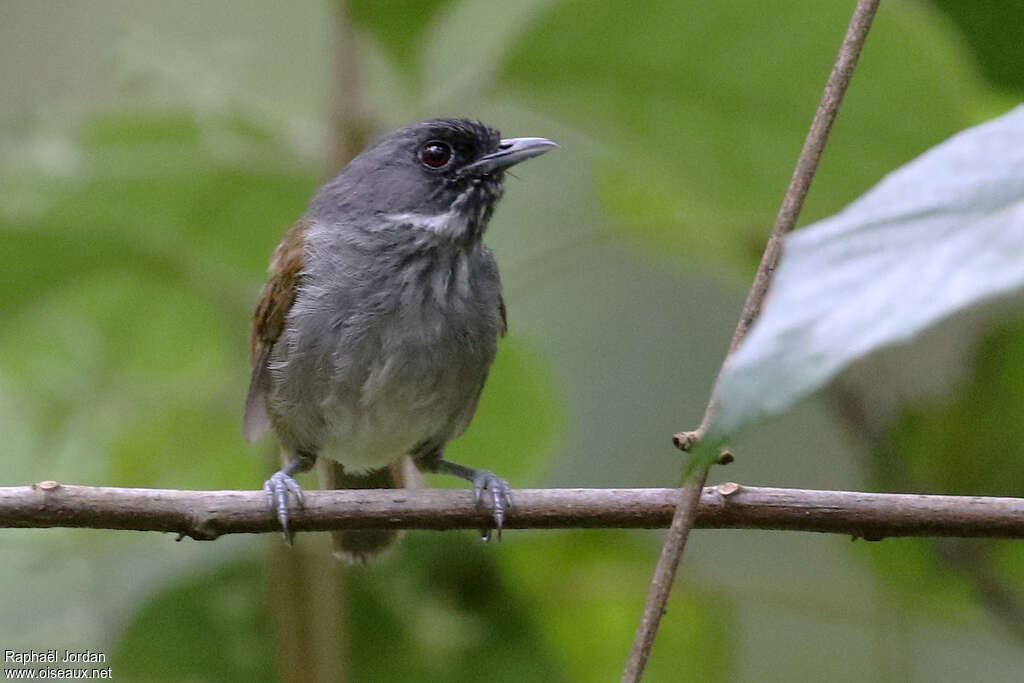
[711,104,1024,436]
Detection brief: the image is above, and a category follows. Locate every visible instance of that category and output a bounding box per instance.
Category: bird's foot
[420,456,514,543]
[472,470,513,542]
[264,469,306,542]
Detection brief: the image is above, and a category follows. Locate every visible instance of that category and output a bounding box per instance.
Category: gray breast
[266,221,504,471]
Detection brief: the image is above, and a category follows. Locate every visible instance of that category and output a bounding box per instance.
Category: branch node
[630,1,883,677]
[189,513,223,541]
[716,482,741,497]
[36,480,61,492]
[672,430,701,451]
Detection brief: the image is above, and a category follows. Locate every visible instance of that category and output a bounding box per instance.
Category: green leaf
[711,106,1024,437]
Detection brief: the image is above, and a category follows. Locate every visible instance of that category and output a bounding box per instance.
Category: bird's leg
[264,451,316,541]
[417,453,513,541]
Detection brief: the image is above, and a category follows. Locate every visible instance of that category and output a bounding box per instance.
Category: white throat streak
[385,210,467,236]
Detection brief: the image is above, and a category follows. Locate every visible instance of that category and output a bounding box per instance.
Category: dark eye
[419,141,453,169]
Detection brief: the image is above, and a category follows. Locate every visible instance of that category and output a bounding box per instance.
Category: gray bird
[243,118,557,560]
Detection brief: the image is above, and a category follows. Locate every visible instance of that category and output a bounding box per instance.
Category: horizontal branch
[2,481,1022,541]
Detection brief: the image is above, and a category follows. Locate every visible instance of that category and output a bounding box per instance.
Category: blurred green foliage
[114,560,276,681]
[932,0,1024,93]
[441,334,561,482]
[501,531,735,681]
[348,0,451,74]
[894,321,1024,498]
[1,109,311,490]
[502,0,997,275]
[3,1,1024,681]
[855,321,1024,621]
[343,534,566,682]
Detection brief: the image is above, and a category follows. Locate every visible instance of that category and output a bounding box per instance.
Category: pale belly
[316,382,459,472]
[278,339,490,472]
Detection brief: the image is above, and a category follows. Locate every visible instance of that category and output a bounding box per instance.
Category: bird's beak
[464,137,559,174]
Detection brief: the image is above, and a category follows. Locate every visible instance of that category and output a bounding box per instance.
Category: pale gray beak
[464,136,559,174]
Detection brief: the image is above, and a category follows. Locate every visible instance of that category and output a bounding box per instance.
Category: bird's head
[310,118,557,242]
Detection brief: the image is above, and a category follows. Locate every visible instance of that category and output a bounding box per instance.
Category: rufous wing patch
[243,218,312,441]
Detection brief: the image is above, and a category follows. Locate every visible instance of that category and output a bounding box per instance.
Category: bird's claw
[472,470,513,542]
[264,470,306,541]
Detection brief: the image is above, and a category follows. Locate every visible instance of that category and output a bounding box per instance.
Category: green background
[2,1,1023,680]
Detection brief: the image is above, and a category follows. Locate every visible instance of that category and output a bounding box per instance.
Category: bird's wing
[479,245,507,337]
[243,218,312,441]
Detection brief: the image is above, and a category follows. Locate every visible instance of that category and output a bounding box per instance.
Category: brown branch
[626,1,883,680]
[3,482,1023,540]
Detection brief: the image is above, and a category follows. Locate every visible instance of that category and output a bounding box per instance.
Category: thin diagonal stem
[622,1,882,680]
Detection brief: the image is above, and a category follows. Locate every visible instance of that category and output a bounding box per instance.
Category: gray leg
[264,452,315,540]
[417,451,513,540]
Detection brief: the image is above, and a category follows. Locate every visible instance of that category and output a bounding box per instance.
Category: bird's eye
[419,141,453,169]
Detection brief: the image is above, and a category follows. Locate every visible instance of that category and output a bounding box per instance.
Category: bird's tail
[316,457,421,563]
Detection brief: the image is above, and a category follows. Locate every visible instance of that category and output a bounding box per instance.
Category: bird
[243,118,557,561]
